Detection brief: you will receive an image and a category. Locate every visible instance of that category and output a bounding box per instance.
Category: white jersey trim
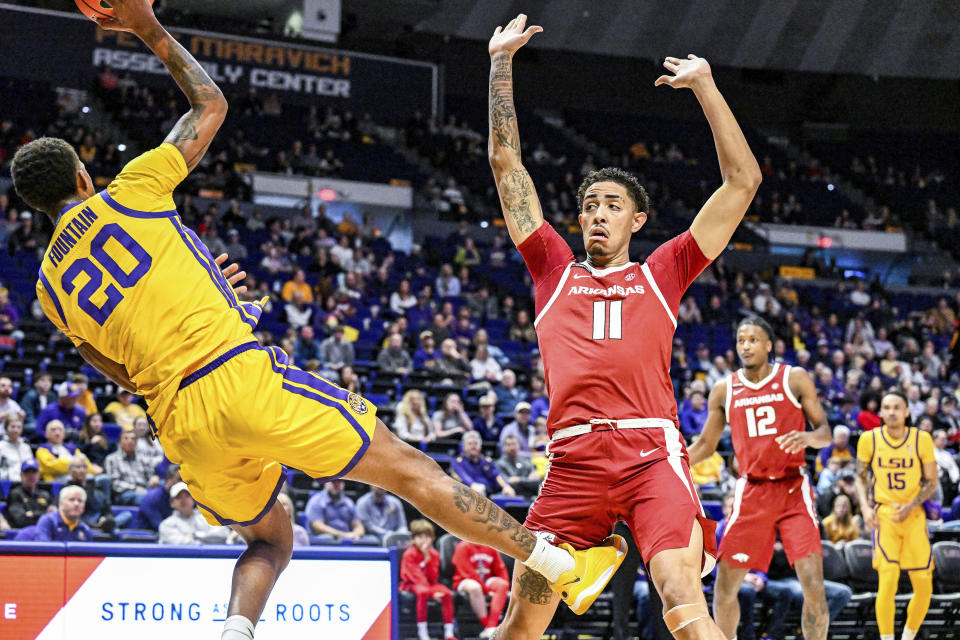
[724,374,733,419]
[782,365,802,408]
[534,262,574,328]
[736,363,781,391]
[799,474,820,529]
[640,263,677,328]
[725,476,748,533]
[577,261,636,276]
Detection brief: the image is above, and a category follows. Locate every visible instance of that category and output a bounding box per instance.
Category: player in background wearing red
[452,540,511,638]
[401,520,457,640]
[488,13,761,639]
[688,318,833,640]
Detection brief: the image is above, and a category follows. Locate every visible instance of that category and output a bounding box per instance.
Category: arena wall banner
[0,4,438,125]
[0,542,398,639]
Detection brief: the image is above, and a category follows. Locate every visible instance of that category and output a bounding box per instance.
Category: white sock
[444,622,455,637]
[221,615,255,640]
[881,635,894,640]
[903,628,919,640]
[522,536,575,583]
[417,621,430,640]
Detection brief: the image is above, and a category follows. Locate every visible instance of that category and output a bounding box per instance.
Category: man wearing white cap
[35,381,86,438]
[159,482,231,545]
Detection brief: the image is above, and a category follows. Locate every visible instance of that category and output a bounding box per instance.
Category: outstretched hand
[654,55,713,90]
[215,253,248,296]
[489,13,542,58]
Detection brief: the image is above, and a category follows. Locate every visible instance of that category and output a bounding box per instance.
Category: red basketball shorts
[523,426,717,574]
[719,474,822,572]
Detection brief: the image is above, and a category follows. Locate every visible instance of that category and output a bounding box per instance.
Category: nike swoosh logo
[639,448,661,458]
[562,576,581,586]
[732,388,746,395]
[573,273,593,279]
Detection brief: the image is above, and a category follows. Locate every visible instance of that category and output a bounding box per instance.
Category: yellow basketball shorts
[873,503,933,571]
[158,341,378,526]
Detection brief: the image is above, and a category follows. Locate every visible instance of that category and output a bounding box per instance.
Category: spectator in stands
[753,283,781,316]
[224,228,247,260]
[103,389,146,432]
[0,414,32,482]
[394,390,435,443]
[389,279,417,316]
[356,486,408,542]
[70,373,97,417]
[927,297,956,335]
[817,456,845,494]
[106,430,158,505]
[135,465,180,531]
[470,344,503,383]
[133,416,165,471]
[425,394,467,440]
[77,413,115,468]
[849,281,871,307]
[400,519,458,640]
[427,311,453,345]
[274,492,309,547]
[319,325,354,375]
[37,420,96,482]
[434,338,471,385]
[7,210,39,255]
[816,425,854,473]
[689,436,725,486]
[499,402,534,457]
[509,309,537,344]
[816,469,859,519]
[679,389,708,439]
[0,376,24,429]
[305,479,376,543]
[281,269,314,303]
[707,356,732,388]
[33,485,93,542]
[857,393,882,431]
[66,453,119,533]
[435,263,461,298]
[472,393,504,441]
[526,376,549,422]
[36,381,86,439]
[293,325,322,364]
[450,431,514,497]
[281,290,314,330]
[821,494,862,545]
[493,370,526,415]
[452,538,510,638]
[934,429,959,504]
[413,331,440,370]
[6,459,54,528]
[454,237,482,268]
[677,296,703,324]
[377,333,412,376]
[496,434,542,497]
[159,482,231,545]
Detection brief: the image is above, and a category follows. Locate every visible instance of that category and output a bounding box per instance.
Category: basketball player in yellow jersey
[854,391,939,640]
[10,1,626,638]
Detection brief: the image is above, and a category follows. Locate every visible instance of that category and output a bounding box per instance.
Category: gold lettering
[330,55,350,75]
[286,49,304,69]
[245,43,264,64]
[223,40,244,62]
[192,36,215,57]
[264,46,284,66]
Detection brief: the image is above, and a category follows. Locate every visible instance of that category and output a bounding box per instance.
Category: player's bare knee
[657,574,704,611]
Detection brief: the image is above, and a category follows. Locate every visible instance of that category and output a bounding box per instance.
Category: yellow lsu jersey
[35,144,264,425]
[857,426,935,506]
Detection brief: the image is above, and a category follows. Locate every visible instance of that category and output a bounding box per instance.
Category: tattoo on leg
[517,568,553,605]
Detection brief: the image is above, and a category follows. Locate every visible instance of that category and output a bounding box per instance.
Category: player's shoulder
[915,428,934,447]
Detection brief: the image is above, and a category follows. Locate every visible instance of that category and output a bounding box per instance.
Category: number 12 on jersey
[592,300,622,340]
[745,406,777,437]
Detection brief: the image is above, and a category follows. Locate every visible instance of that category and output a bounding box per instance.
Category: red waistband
[745,468,805,483]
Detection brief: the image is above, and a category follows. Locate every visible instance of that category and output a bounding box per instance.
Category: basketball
[75,0,154,22]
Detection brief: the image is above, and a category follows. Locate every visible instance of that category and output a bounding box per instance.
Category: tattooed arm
[487,14,545,246]
[94,0,227,171]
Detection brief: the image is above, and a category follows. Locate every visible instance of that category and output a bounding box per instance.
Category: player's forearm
[488,53,523,168]
[854,478,872,512]
[137,23,224,111]
[691,79,761,190]
[807,424,833,449]
[909,479,939,509]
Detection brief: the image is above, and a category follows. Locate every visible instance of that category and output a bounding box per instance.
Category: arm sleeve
[643,230,712,313]
[515,223,574,318]
[106,144,188,213]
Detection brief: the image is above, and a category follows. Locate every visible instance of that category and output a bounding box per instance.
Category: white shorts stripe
[663,427,699,509]
[799,475,820,529]
[724,477,748,533]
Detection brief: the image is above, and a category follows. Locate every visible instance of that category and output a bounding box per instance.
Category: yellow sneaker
[550,534,627,615]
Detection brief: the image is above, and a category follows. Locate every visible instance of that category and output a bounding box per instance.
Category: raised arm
[687,380,727,466]
[94,0,227,171]
[775,367,833,453]
[655,56,761,259]
[487,14,545,246]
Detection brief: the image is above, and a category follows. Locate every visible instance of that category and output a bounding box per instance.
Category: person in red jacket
[452,540,510,638]
[400,519,457,640]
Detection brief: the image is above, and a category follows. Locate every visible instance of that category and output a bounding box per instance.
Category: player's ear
[631,210,647,233]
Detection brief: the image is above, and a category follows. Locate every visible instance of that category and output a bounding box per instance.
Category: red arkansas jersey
[452,541,509,588]
[517,223,710,435]
[725,363,807,479]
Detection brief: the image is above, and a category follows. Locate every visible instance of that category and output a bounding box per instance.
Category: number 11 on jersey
[592,300,622,340]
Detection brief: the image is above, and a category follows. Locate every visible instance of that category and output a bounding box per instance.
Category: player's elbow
[724,162,762,193]
[488,148,517,174]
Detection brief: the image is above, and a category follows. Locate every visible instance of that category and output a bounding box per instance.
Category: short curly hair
[11,137,80,215]
[576,167,649,214]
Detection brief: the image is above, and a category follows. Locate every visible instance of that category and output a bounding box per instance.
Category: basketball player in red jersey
[688,317,833,640]
[488,14,761,639]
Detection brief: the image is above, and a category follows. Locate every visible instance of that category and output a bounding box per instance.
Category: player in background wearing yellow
[855,391,939,640]
[9,2,625,639]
